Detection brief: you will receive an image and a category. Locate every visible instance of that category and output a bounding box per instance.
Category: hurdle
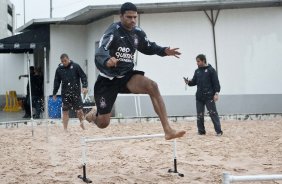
[223,172,282,184]
[78,134,184,183]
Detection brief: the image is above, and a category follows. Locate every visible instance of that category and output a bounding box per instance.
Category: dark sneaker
[23,114,31,118]
[198,131,206,135]
[216,131,223,136]
[33,115,40,119]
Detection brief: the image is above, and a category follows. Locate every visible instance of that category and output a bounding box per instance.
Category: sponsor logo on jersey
[115,47,134,63]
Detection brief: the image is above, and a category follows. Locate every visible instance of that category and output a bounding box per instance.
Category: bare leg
[126,75,186,140]
[62,110,69,132]
[76,109,85,130]
[85,106,111,129]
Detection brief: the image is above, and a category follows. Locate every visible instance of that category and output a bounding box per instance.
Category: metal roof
[17,0,282,32]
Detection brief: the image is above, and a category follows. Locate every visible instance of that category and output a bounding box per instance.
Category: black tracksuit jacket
[95,22,167,77]
[53,61,88,96]
[188,64,221,101]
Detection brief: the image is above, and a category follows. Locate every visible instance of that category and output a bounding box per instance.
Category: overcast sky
[10,0,194,28]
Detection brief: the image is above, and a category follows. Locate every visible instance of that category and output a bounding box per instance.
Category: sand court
[0,118,282,184]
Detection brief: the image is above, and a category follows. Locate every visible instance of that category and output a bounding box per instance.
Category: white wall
[135,7,282,96]
[49,25,87,96]
[48,6,282,97]
[216,7,282,94]
[0,53,29,96]
[138,11,214,95]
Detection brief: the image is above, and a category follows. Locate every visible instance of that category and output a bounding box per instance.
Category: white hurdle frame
[223,172,282,184]
[78,134,184,183]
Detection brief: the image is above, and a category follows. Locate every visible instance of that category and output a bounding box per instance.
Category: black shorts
[62,93,83,111]
[94,70,144,115]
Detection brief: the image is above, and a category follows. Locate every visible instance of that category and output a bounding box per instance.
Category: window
[7,5,13,16]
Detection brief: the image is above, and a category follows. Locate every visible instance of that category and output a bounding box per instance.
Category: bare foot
[85,106,97,123]
[80,121,85,130]
[165,129,186,140]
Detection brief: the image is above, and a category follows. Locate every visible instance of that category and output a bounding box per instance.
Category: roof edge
[16,17,65,32]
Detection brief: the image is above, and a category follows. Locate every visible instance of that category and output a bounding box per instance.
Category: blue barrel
[48,95,62,118]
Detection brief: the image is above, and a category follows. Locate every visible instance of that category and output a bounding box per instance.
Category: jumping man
[86,2,186,140]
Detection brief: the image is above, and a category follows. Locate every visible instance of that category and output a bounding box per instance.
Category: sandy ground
[0,118,282,184]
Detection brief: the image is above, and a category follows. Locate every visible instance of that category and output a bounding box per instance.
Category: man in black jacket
[53,53,88,131]
[86,2,185,140]
[31,67,44,119]
[185,54,223,136]
[19,66,35,118]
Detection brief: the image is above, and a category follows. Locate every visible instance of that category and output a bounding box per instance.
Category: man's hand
[213,93,219,102]
[106,57,119,68]
[165,47,181,58]
[81,88,88,94]
[53,95,57,101]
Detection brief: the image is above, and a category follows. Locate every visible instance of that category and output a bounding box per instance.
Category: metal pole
[168,140,184,177]
[50,0,53,18]
[78,137,93,183]
[23,0,26,24]
[223,172,230,184]
[134,96,139,117]
[173,139,177,159]
[27,53,34,136]
[85,134,164,143]
[211,10,220,73]
[81,137,87,165]
[204,10,220,73]
[137,95,142,120]
[16,13,20,29]
[233,174,282,181]
[44,47,48,142]
[173,140,177,172]
[224,173,282,183]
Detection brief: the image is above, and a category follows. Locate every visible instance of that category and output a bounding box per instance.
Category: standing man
[86,2,186,140]
[19,66,35,118]
[184,54,223,136]
[31,67,44,119]
[53,53,88,131]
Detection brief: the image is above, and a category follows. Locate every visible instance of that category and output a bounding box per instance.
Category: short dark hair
[60,53,69,60]
[196,54,207,63]
[120,2,137,15]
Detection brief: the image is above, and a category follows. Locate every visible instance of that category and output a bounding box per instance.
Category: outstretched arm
[164,47,181,58]
[137,30,167,56]
[138,30,181,58]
